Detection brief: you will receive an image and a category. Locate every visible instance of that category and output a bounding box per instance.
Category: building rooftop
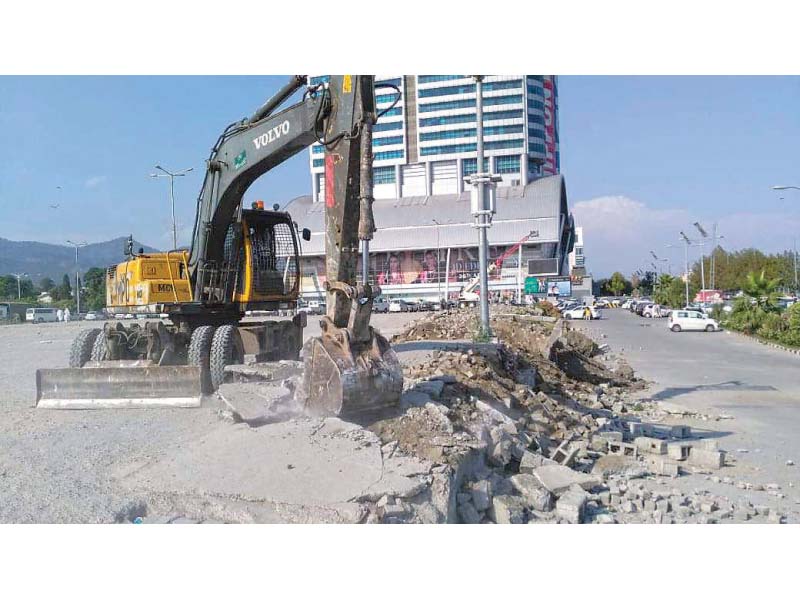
[285,174,570,256]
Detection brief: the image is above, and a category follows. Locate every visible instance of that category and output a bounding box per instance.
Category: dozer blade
[302,330,403,417]
[35,365,203,409]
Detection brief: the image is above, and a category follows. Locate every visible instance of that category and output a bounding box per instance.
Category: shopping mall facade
[285,174,578,302]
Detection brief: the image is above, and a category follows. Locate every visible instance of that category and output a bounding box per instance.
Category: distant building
[285,175,575,301]
[307,75,560,203]
[38,292,53,304]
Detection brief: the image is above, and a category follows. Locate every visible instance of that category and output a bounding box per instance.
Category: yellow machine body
[107,251,193,309]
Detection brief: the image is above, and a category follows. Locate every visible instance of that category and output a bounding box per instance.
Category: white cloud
[571,195,800,278]
[84,175,108,189]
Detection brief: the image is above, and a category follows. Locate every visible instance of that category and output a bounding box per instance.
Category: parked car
[389,299,411,313]
[373,298,390,313]
[621,299,633,310]
[562,305,601,320]
[84,311,100,321]
[642,303,663,318]
[635,302,652,316]
[668,310,720,332]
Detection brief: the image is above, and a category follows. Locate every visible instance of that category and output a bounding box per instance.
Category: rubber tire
[69,328,101,368]
[671,324,681,332]
[705,325,714,332]
[188,325,215,394]
[209,325,244,391]
[90,331,108,361]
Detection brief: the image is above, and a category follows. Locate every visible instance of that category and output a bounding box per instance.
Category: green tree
[608,271,628,296]
[39,277,56,292]
[82,267,107,311]
[727,270,782,334]
[53,273,72,301]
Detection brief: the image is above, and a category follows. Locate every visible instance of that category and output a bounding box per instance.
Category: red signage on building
[543,77,557,176]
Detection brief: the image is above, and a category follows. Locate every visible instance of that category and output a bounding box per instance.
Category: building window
[486,139,524,151]
[309,75,330,85]
[312,145,324,154]
[418,75,467,84]
[374,120,404,132]
[528,75,544,83]
[528,128,546,140]
[418,109,524,128]
[421,138,523,157]
[376,92,401,104]
[373,166,396,184]
[418,98,474,113]
[485,94,523,106]
[373,135,404,147]
[376,77,402,88]
[379,106,403,117]
[495,155,520,174]
[463,158,490,176]
[374,149,405,161]
[483,79,523,92]
[528,114,544,125]
[527,99,545,111]
[529,142,546,154]
[419,125,524,142]
[418,83,476,98]
[312,158,324,168]
[484,109,524,122]
[527,84,544,97]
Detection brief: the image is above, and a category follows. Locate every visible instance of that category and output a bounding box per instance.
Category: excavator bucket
[35,362,203,409]
[302,330,403,418]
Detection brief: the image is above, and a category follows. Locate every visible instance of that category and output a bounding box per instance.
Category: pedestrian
[64,307,71,322]
[583,305,591,320]
[57,308,63,322]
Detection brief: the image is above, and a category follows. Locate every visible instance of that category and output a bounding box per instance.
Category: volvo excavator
[35,75,403,417]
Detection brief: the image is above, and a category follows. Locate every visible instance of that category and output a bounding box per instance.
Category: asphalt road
[574,308,800,518]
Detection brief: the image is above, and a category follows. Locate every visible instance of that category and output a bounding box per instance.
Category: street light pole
[432,219,442,302]
[66,240,87,314]
[693,222,709,291]
[151,165,194,250]
[11,273,27,300]
[474,76,490,336]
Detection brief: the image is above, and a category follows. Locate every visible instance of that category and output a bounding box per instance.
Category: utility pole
[692,223,707,291]
[66,240,87,314]
[467,76,500,338]
[11,273,27,300]
[432,219,442,303]
[151,165,193,250]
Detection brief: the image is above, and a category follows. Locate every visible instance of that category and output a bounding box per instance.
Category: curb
[725,329,800,356]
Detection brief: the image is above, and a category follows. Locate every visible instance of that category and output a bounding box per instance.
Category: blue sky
[1,76,798,276]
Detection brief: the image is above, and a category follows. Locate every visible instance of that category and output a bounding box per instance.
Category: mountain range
[0,237,161,283]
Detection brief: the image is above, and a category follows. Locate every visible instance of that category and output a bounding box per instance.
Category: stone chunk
[519,451,557,474]
[670,425,692,439]
[416,379,445,399]
[647,455,680,477]
[667,443,691,461]
[532,465,601,497]
[470,480,492,512]
[592,455,649,479]
[510,474,555,512]
[634,436,667,455]
[400,390,432,409]
[458,502,482,524]
[550,440,578,467]
[556,486,588,524]
[490,495,527,524]
[689,448,725,470]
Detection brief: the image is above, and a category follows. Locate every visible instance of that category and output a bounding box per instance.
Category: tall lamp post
[772,185,800,292]
[66,240,87,314]
[432,219,443,303]
[11,273,28,299]
[150,165,194,250]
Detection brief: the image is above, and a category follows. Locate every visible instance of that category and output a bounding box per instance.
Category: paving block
[667,443,691,461]
[550,440,579,467]
[689,448,725,470]
[647,455,680,477]
[633,436,667,455]
[598,430,624,443]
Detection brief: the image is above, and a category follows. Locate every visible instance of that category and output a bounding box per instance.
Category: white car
[84,311,99,321]
[668,310,720,332]
[373,298,390,313]
[562,305,601,320]
[389,299,411,313]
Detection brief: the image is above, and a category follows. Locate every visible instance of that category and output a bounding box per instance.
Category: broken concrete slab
[490,495,526,524]
[509,474,554,512]
[556,486,588,524]
[633,437,667,455]
[531,465,601,497]
[519,451,558,474]
[591,455,649,480]
[689,448,725,470]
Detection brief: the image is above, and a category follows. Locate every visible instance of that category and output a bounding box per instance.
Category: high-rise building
[308,75,560,202]
[569,226,585,274]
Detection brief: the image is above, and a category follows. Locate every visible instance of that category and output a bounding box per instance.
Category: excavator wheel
[90,331,108,362]
[68,328,102,368]
[209,324,244,390]
[188,325,215,394]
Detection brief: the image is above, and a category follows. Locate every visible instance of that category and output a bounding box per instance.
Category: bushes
[724,298,800,347]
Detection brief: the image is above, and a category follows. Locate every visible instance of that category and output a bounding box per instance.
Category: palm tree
[742,270,781,311]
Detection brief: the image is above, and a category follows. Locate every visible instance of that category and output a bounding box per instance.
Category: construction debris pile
[361,308,781,524]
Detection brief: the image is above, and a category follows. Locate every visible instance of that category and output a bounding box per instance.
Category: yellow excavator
[35,75,403,417]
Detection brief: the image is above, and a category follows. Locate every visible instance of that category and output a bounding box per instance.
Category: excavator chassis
[35,313,305,409]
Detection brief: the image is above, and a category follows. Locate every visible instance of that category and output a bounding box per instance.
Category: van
[26,307,59,323]
[668,310,720,332]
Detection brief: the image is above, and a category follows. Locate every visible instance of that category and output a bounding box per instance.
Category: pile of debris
[367,308,768,524]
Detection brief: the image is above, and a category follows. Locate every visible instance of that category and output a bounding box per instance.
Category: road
[574,308,800,518]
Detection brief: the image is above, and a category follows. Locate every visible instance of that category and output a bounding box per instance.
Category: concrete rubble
[112,308,789,524]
